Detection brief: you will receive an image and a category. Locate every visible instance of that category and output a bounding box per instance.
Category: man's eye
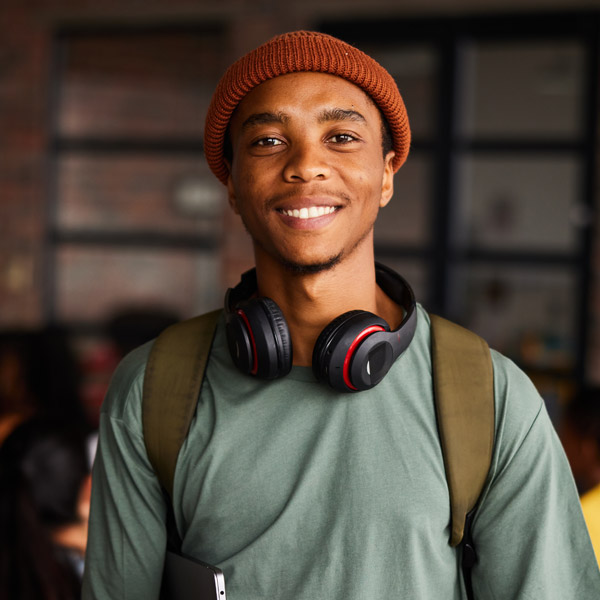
[329,133,357,144]
[255,137,283,147]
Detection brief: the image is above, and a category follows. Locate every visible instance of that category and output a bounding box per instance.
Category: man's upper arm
[471,353,600,598]
[82,346,168,600]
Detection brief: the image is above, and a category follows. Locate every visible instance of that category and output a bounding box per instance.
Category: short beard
[276,223,375,276]
[280,253,342,276]
[237,214,345,276]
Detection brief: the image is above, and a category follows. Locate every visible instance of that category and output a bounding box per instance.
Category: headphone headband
[372,261,417,346]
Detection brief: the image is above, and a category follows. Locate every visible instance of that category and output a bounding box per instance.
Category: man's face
[226,72,395,274]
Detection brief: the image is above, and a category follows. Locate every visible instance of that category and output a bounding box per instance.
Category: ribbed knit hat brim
[204,30,411,184]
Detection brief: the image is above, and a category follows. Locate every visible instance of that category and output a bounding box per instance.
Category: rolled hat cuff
[204,30,411,184]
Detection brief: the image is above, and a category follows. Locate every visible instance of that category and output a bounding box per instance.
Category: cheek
[229,163,257,206]
[354,154,385,183]
[233,158,263,193]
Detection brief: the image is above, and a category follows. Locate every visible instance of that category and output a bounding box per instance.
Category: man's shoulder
[488,347,543,408]
[100,340,153,422]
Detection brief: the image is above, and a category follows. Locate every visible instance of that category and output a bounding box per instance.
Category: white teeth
[282,206,336,219]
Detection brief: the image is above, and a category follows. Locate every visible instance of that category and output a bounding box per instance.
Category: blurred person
[0,327,90,439]
[76,308,181,429]
[560,387,600,561]
[107,307,180,358]
[84,31,599,599]
[0,414,92,600]
[0,334,38,443]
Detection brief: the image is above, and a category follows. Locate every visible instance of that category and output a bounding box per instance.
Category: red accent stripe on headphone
[343,325,386,391]
[237,309,258,375]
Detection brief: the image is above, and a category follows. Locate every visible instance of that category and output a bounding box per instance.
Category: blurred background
[1,0,600,430]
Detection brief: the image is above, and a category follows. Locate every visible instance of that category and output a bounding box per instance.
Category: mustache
[265,188,351,209]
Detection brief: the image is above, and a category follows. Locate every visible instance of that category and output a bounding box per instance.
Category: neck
[254,251,403,366]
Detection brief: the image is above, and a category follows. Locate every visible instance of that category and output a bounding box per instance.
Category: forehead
[230,72,379,128]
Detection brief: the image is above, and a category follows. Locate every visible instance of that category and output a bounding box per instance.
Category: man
[83,31,599,598]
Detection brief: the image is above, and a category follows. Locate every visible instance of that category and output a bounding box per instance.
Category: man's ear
[379,150,395,208]
[224,159,240,214]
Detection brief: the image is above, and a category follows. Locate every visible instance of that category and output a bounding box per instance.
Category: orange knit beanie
[204,30,411,184]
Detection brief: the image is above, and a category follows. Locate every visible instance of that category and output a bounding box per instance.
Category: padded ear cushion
[258,297,293,375]
[313,310,389,391]
[225,309,254,374]
[236,298,292,379]
[312,310,365,379]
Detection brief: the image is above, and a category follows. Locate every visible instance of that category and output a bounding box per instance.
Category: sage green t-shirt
[82,305,600,599]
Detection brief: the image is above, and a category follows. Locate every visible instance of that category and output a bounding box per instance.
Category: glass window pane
[375,153,432,247]
[58,30,224,139]
[54,246,221,323]
[459,40,584,139]
[360,44,437,139]
[55,154,226,235]
[449,263,576,371]
[453,154,581,253]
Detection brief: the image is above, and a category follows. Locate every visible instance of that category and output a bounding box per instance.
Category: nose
[282,141,330,182]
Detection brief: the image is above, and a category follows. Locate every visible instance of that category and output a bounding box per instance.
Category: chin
[280,253,342,275]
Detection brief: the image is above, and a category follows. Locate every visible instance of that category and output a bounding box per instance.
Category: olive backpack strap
[142,309,222,503]
[430,313,495,600]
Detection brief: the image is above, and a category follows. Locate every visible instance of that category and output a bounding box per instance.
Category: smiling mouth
[278,206,338,219]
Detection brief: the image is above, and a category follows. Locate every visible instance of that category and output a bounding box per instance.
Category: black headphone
[224,262,417,393]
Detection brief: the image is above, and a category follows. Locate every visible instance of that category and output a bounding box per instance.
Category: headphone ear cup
[226,298,292,379]
[225,307,255,374]
[258,298,292,377]
[312,310,364,380]
[313,310,390,392]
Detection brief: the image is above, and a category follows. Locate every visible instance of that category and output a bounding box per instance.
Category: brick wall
[0,3,52,326]
[1,0,599,387]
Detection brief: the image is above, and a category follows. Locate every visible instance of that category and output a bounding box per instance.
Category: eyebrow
[240,108,367,131]
[318,108,367,124]
[241,112,289,130]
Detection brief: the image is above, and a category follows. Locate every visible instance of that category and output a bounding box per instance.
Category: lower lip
[277,209,339,230]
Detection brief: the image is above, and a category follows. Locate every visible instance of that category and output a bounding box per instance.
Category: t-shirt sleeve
[82,344,168,600]
[471,352,600,599]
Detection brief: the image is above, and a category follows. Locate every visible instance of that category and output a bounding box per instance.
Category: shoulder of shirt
[489,346,536,385]
[99,340,153,422]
